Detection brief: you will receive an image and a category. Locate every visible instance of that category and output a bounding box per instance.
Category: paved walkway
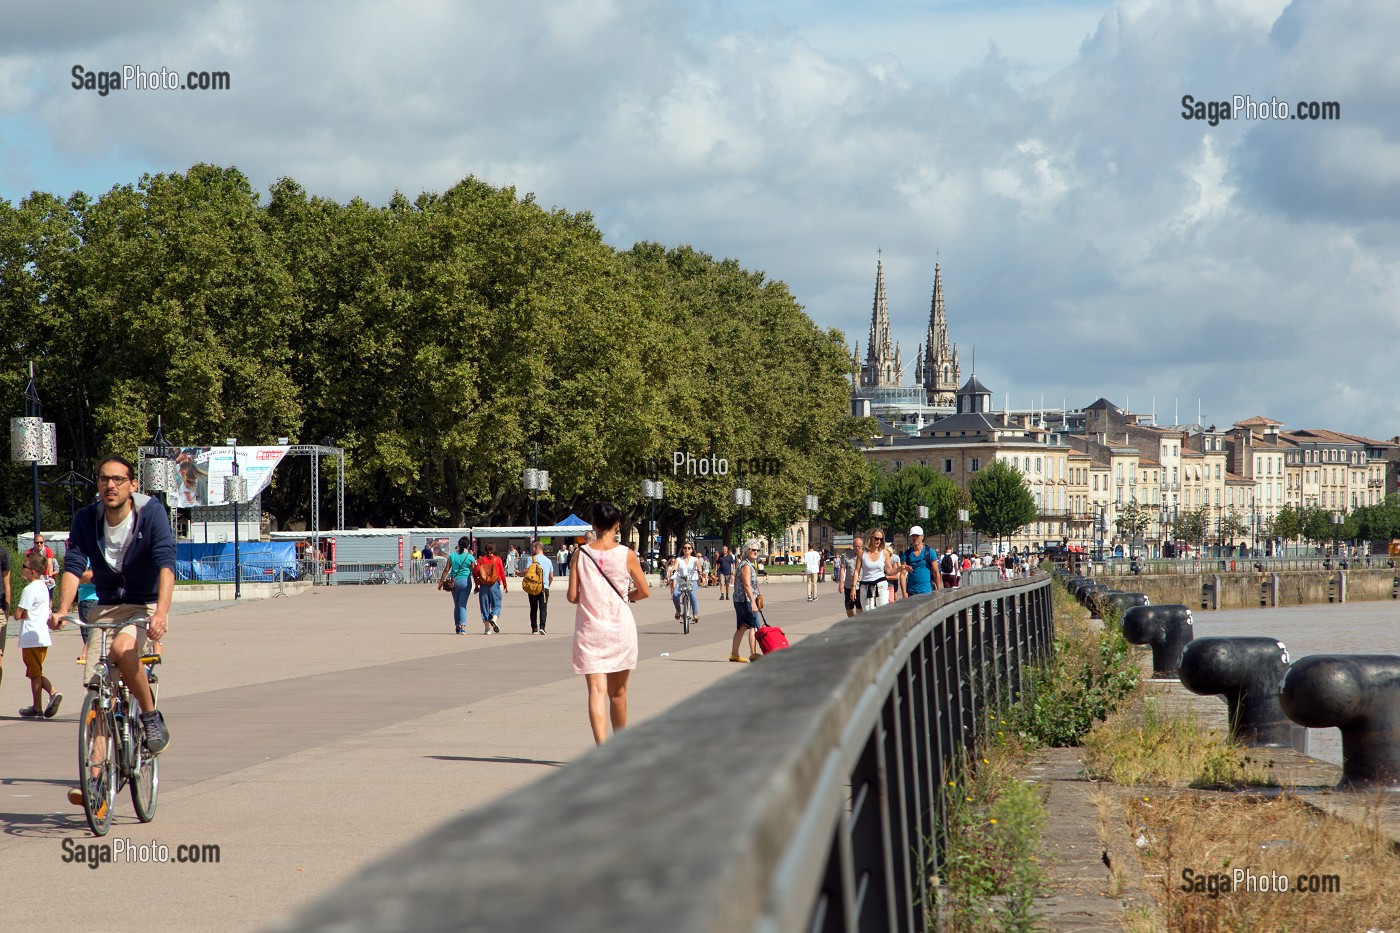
[0,577,849,932]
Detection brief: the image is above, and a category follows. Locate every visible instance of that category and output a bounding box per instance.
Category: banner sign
[165,446,289,507]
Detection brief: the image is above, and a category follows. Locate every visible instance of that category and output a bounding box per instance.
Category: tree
[1175,506,1210,552]
[968,460,1038,551]
[1113,501,1151,550]
[1301,507,1335,547]
[1273,504,1302,545]
[1219,510,1248,546]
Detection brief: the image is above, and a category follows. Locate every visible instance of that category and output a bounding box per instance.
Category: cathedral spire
[861,257,899,387]
[921,261,960,405]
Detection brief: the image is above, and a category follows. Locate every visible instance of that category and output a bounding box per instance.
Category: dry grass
[1082,696,1275,788]
[1120,792,1400,931]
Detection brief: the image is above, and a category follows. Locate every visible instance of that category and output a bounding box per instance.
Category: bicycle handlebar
[83,618,151,629]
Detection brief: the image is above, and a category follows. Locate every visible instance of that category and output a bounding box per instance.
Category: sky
[2,0,1397,438]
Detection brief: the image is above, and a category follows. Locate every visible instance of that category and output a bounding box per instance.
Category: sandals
[728,654,750,663]
[749,654,763,662]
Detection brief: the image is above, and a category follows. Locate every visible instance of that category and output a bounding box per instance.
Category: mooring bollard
[1178,637,1293,746]
[1279,654,1400,791]
[1087,588,1123,618]
[1104,591,1149,614]
[1122,604,1193,678]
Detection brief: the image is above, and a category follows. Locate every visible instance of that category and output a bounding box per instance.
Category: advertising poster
[167,446,289,507]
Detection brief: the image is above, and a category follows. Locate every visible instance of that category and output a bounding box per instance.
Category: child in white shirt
[15,552,62,719]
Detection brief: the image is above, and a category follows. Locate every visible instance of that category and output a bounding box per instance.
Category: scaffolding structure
[137,443,346,548]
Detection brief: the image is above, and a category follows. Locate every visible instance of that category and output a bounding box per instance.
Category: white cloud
[2,0,1399,434]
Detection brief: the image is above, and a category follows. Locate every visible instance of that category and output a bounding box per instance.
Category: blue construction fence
[176,542,299,582]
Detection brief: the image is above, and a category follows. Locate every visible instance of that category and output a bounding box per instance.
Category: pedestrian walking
[803,544,821,602]
[858,529,896,610]
[835,537,863,617]
[473,542,507,633]
[900,527,939,596]
[446,537,476,635]
[567,502,650,745]
[522,541,553,635]
[729,540,764,662]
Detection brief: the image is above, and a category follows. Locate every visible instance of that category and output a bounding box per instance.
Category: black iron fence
[275,575,1055,933]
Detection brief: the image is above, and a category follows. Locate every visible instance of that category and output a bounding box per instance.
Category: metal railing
[274,576,1055,933]
[1070,555,1396,577]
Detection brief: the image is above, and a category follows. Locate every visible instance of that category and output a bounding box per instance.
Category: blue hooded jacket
[64,492,177,605]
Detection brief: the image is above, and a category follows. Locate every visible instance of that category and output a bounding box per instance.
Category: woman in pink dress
[567,502,651,745]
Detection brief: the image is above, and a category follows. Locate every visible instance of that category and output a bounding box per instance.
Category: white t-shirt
[104,509,136,572]
[18,579,52,649]
[672,556,699,587]
[803,550,821,574]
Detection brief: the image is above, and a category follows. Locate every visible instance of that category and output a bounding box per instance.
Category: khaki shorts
[84,603,153,687]
[23,646,47,679]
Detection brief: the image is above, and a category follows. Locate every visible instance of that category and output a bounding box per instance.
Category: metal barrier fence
[1072,555,1395,577]
[276,575,1055,933]
[288,558,536,585]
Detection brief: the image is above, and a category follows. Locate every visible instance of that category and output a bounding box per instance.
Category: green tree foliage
[863,464,965,540]
[1174,506,1210,549]
[1272,504,1302,543]
[1113,500,1151,545]
[968,459,1038,549]
[1300,506,1336,545]
[0,166,872,533]
[1218,510,1248,544]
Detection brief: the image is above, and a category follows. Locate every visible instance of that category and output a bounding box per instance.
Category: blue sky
[2,0,1397,437]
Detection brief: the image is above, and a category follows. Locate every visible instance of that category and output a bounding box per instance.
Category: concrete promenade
[0,576,848,932]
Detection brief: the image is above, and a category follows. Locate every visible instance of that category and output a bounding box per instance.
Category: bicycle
[677,579,695,635]
[77,619,160,836]
[366,565,405,585]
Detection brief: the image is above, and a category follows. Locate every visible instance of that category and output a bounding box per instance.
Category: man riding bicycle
[53,455,173,804]
[667,543,702,625]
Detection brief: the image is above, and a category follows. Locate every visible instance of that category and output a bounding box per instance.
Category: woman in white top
[859,529,897,610]
[667,543,702,623]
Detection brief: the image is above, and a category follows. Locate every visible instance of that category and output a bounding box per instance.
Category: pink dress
[572,544,639,675]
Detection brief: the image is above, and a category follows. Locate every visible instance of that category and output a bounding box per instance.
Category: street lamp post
[225,437,246,600]
[643,478,664,567]
[732,487,751,548]
[804,485,819,553]
[10,362,58,535]
[523,446,550,546]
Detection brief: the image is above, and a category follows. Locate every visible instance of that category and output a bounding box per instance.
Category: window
[1035,457,1042,473]
[970,458,980,472]
[943,459,953,473]
[1215,464,1221,479]
[893,460,903,471]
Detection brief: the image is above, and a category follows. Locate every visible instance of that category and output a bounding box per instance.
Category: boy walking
[15,552,62,719]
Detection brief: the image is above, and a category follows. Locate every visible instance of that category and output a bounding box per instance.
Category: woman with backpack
[474,542,507,634]
[446,537,476,635]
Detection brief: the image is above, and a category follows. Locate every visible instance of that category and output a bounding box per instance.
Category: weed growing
[1123,792,1400,931]
[1083,696,1275,787]
[934,729,1048,933]
[1006,584,1139,747]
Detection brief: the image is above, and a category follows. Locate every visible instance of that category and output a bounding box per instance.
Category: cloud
[2,0,1398,436]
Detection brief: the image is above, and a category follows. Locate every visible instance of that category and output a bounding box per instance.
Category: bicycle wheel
[130,724,159,822]
[78,691,117,836]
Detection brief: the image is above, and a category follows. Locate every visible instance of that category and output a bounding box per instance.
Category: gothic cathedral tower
[859,258,902,388]
[919,262,960,406]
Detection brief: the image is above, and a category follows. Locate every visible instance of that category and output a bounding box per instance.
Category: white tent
[471,514,591,539]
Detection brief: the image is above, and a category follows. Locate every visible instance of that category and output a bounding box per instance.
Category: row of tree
[2,165,886,541]
[1167,498,1400,550]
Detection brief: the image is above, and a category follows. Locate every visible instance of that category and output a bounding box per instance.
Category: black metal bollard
[1122,604,1193,678]
[1104,592,1149,614]
[1279,655,1400,791]
[1178,637,1293,746]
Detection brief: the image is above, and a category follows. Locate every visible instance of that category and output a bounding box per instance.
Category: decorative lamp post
[1332,512,1344,558]
[523,448,550,545]
[732,487,751,548]
[642,478,664,563]
[225,438,247,599]
[10,362,58,535]
[804,484,819,553]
